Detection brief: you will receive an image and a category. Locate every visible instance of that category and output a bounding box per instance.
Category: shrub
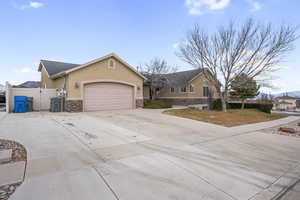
[229,102,273,113]
[212,99,273,113]
[212,99,223,110]
[144,100,172,109]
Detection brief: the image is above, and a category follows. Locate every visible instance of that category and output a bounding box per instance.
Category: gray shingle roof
[163,69,203,87]
[41,60,80,76]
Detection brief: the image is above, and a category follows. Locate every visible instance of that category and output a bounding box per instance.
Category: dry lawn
[163,109,286,127]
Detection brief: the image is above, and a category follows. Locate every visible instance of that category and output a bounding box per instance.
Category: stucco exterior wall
[189,75,219,98]
[40,67,56,89]
[53,77,66,89]
[40,66,66,89]
[66,58,144,100]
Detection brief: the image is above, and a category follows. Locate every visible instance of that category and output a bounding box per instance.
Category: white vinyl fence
[5,82,57,113]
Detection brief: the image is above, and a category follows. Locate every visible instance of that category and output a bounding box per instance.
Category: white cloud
[29,1,44,8]
[11,1,44,10]
[184,0,263,15]
[247,0,262,11]
[185,0,231,15]
[14,67,36,73]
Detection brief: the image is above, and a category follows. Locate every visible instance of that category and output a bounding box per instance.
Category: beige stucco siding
[53,77,66,89]
[189,75,219,98]
[66,58,144,99]
[40,66,66,89]
[40,67,56,88]
[158,87,188,98]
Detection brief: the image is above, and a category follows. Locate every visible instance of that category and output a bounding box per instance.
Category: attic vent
[108,59,116,69]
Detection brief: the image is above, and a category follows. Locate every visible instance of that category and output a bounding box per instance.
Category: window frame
[189,84,195,93]
[180,86,187,93]
[203,86,209,97]
[170,87,175,93]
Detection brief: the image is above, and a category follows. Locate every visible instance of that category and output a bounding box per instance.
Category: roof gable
[65,53,146,79]
[39,53,146,80]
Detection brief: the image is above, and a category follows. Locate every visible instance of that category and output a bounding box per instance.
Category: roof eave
[50,71,67,79]
[38,62,50,78]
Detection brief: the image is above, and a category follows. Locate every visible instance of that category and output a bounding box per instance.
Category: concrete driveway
[0,109,300,200]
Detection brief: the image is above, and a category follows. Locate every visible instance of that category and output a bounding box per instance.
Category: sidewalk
[230,116,300,134]
[0,112,6,120]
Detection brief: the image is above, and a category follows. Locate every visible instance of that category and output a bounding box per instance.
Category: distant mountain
[13,81,41,88]
[273,91,300,98]
[256,91,300,99]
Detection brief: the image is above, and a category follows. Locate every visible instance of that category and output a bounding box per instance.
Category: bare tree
[142,58,177,100]
[177,18,298,111]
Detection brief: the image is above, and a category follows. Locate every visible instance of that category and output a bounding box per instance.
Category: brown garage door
[84,82,134,111]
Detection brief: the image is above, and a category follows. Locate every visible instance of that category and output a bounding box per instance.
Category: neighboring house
[144,69,219,108]
[273,96,300,111]
[0,84,5,104]
[38,53,146,112]
[0,84,4,95]
[13,81,41,88]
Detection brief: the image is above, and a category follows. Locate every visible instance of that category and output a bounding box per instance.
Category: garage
[84,82,134,111]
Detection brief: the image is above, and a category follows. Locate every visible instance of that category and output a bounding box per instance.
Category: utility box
[50,97,64,112]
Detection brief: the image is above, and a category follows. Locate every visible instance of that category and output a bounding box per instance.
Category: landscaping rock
[278,127,296,134]
[0,139,27,200]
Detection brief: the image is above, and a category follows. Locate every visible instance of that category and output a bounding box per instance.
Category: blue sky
[0,0,299,93]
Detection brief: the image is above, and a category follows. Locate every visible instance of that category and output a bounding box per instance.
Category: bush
[229,103,273,113]
[144,100,172,109]
[212,99,223,110]
[212,99,273,113]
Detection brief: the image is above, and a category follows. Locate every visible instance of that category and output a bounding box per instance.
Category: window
[189,85,194,93]
[170,87,175,93]
[181,87,187,93]
[203,86,209,97]
[108,59,116,69]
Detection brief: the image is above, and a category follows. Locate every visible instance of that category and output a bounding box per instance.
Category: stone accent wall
[136,99,144,108]
[65,100,83,112]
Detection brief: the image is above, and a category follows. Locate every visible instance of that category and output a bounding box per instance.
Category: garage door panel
[84,83,134,111]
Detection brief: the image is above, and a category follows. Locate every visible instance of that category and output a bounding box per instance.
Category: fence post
[5,82,12,113]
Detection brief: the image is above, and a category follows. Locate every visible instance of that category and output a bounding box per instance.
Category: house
[0,84,5,104]
[144,69,219,109]
[13,81,41,88]
[38,53,146,112]
[273,96,300,111]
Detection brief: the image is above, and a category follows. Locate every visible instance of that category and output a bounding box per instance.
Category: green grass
[163,109,286,127]
[144,100,172,109]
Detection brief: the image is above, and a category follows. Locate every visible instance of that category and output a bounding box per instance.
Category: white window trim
[203,86,209,97]
[170,87,175,93]
[189,84,195,93]
[180,86,187,93]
